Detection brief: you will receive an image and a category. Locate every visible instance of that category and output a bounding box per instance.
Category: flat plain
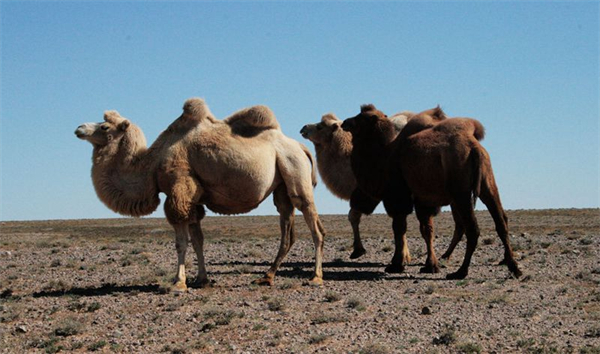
[1,209,599,353]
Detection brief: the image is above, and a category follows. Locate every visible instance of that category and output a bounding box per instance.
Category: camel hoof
[190,278,211,289]
[252,276,274,286]
[446,270,468,280]
[420,264,441,274]
[440,253,451,260]
[498,258,508,266]
[349,248,367,259]
[304,277,323,287]
[385,263,404,274]
[171,281,188,293]
[403,255,412,264]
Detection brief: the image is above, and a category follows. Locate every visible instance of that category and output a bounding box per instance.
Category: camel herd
[75,98,522,292]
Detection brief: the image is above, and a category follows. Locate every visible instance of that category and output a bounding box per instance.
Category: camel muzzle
[300,125,310,138]
[341,119,355,132]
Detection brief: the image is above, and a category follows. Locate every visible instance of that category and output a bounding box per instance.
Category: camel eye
[316,124,323,130]
[101,125,109,131]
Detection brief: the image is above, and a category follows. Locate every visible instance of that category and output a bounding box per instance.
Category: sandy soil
[1,209,599,353]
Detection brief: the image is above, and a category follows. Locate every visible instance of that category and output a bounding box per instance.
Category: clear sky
[1,1,598,221]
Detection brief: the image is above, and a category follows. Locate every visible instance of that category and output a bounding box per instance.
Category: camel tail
[301,143,318,187]
[470,146,484,207]
[472,119,485,141]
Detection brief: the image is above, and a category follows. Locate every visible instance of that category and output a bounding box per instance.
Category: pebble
[421,307,432,315]
[0,251,12,257]
[15,325,27,333]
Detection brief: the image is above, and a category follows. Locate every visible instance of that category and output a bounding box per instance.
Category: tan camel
[300,111,468,261]
[75,98,326,292]
[300,112,411,259]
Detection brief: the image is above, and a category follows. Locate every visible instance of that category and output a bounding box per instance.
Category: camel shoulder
[224,105,281,137]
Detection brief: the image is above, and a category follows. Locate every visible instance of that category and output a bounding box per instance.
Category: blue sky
[1,2,598,221]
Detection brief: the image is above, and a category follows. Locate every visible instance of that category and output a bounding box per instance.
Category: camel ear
[119,120,130,131]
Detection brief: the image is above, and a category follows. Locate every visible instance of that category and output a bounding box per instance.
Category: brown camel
[75,98,326,292]
[300,111,469,260]
[300,112,411,259]
[342,104,522,279]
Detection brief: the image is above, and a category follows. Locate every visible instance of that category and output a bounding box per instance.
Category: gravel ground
[1,209,599,353]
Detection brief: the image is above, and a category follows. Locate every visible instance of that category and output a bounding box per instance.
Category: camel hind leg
[446,196,480,280]
[479,170,522,278]
[441,204,465,260]
[253,184,296,286]
[189,205,210,288]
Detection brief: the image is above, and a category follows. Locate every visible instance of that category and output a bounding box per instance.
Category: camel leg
[415,205,441,273]
[254,185,296,286]
[479,179,522,278]
[348,208,367,259]
[446,197,479,280]
[441,204,465,260]
[291,196,324,286]
[171,223,190,292]
[189,206,210,288]
[385,214,409,273]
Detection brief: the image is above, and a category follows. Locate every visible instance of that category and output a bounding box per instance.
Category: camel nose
[300,125,308,137]
[75,124,90,139]
[341,119,354,131]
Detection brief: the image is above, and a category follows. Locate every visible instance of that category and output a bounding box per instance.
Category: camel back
[224,105,281,137]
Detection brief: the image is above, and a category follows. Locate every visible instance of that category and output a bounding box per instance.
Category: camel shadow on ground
[30,261,448,298]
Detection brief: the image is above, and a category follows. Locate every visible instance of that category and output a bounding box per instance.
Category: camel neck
[90,136,160,217]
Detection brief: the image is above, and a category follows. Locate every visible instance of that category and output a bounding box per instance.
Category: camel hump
[225,105,281,136]
[321,113,340,124]
[389,111,413,133]
[182,97,216,122]
[471,119,486,141]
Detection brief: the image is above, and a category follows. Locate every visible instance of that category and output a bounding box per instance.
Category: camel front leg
[348,208,367,259]
[386,215,409,273]
[172,223,189,292]
[415,206,441,273]
[189,222,209,288]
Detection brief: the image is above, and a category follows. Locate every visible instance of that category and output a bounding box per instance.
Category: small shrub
[324,291,341,303]
[481,237,495,246]
[433,325,456,345]
[54,318,83,337]
[253,324,268,331]
[456,342,482,354]
[88,340,107,351]
[308,333,328,344]
[267,298,285,312]
[86,302,101,313]
[312,313,348,324]
[50,259,61,267]
[359,342,391,354]
[347,297,365,311]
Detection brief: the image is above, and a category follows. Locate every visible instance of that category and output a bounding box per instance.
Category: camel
[300,111,469,261]
[75,98,326,292]
[341,104,522,279]
[300,112,411,259]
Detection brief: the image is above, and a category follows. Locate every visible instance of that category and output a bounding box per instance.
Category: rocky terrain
[1,209,599,353]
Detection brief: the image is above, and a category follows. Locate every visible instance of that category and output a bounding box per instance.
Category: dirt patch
[1,209,599,353]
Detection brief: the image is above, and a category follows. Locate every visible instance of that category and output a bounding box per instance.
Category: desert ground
[1,209,599,353]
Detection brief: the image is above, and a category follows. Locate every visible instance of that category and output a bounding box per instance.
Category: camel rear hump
[225,105,281,137]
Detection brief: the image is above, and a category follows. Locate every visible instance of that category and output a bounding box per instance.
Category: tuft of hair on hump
[182,97,215,121]
[431,105,448,121]
[360,104,377,113]
[224,105,280,135]
[321,113,340,124]
[104,110,124,124]
[472,119,486,141]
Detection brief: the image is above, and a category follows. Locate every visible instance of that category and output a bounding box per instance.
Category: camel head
[341,104,388,136]
[412,105,447,122]
[300,113,343,145]
[75,111,135,147]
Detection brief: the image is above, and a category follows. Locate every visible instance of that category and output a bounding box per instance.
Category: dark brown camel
[341,104,522,279]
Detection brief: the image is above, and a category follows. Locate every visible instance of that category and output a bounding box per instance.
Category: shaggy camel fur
[342,104,522,279]
[76,98,325,292]
[300,112,411,259]
[301,111,469,260]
